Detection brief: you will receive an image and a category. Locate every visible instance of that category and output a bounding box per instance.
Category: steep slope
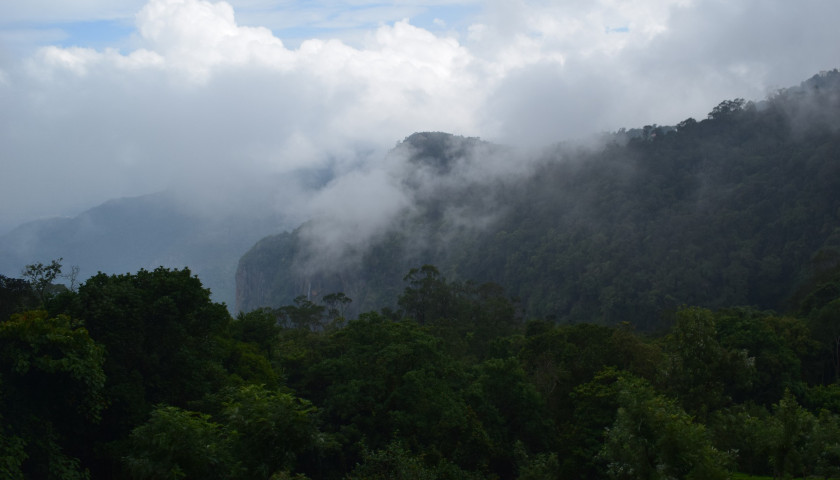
[237,71,840,327]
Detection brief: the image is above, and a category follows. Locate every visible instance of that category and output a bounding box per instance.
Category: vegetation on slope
[237,71,840,330]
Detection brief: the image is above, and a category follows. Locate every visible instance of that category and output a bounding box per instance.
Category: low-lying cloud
[1,0,839,236]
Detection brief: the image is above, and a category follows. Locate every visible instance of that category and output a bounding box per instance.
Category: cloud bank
[1,0,839,233]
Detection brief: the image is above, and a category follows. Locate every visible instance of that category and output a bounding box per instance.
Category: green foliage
[347,441,437,480]
[44,267,243,478]
[125,384,319,480]
[708,98,747,120]
[399,265,454,326]
[300,312,485,470]
[765,390,816,479]
[659,307,756,417]
[599,375,732,480]
[232,307,281,360]
[513,441,560,480]
[807,298,840,383]
[802,382,840,413]
[218,336,280,387]
[216,384,319,478]
[277,296,327,331]
[0,274,36,321]
[21,258,64,306]
[398,267,522,359]
[0,420,26,480]
[809,409,840,479]
[124,406,236,480]
[0,310,106,479]
[559,368,625,478]
[0,310,106,421]
[322,292,352,324]
[60,268,232,425]
[465,357,552,476]
[715,308,813,405]
[346,440,479,480]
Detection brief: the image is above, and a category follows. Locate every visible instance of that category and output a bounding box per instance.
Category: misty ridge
[237,69,840,328]
[2,68,840,324]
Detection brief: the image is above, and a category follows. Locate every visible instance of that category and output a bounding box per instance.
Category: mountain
[236,70,840,329]
[0,191,286,307]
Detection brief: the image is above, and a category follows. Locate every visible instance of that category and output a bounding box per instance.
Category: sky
[1,0,839,233]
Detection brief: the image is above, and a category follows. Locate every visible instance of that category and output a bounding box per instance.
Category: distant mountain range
[0,191,286,307]
[236,70,840,329]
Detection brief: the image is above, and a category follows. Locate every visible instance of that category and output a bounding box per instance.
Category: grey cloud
[477,0,840,147]
[1,0,839,239]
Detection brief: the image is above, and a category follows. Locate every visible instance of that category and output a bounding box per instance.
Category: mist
[2,0,839,257]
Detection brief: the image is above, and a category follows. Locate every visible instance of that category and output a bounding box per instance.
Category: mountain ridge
[0,191,287,307]
[236,70,840,327]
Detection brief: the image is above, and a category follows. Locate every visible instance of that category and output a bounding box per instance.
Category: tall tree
[21,258,63,306]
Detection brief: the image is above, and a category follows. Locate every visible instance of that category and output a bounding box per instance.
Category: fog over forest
[2,0,840,237]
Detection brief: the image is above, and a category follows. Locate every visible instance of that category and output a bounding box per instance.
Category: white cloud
[0,0,483,230]
[135,0,295,82]
[298,165,412,269]
[1,0,839,232]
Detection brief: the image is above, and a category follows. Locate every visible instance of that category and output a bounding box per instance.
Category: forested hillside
[238,70,840,329]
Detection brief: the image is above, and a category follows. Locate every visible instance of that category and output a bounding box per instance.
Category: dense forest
[3,70,840,479]
[2,259,840,479]
[238,70,840,331]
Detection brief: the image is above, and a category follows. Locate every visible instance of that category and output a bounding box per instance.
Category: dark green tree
[658,307,755,418]
[232,307,281,360]
[765,389,816,479]
[398,265,454,326]
[715,308,813,405]
[21,258,64,306]
[347,440,478,480]
[0,310,106,479]
[0,275,36,320]
[322,292,352,322]
[50,267,233,476]
[298,312,493,475]
[124,406,237,480]
[215,384,319,478]
[277,296,327,331]
[708,98,746,120]
[599,375,732,480]
[808,409,840,479]
[465,357,553,477]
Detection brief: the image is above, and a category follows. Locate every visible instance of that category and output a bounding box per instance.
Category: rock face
[235,233,296,313]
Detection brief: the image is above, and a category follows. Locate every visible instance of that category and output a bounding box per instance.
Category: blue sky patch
[56,19,134,49]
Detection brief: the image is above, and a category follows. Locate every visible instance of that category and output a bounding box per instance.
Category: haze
[1,0,839,233]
